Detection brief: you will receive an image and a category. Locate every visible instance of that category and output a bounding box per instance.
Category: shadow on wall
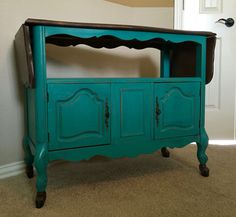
[46,44,160,78]
[13,42,25,103]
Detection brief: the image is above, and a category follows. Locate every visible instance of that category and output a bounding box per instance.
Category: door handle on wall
[216,18,234,27]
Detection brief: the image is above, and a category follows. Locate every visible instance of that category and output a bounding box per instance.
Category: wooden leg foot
[36,191,46,208]
[199,164,209,177]
[161,147,170,158]
[26,165,34,178]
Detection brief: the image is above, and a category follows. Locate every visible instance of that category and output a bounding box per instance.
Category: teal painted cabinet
[155,83,200,139]
[14,19,216,208]
[47,84,111,150]
[111,83,153,145]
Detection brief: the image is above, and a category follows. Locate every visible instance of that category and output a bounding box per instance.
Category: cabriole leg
[23,136,34,178]
[34,143,48,208]
[197,129,209,177]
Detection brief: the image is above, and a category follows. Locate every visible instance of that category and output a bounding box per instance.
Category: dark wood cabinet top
[25,18,216,37]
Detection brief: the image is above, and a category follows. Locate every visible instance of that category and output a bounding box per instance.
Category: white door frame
[174,0,184,29]
[174,0,236,144]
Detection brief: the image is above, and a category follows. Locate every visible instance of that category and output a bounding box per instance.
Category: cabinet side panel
[27,88,36,145]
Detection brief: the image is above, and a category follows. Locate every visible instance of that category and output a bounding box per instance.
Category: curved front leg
[23,136,34,178]
[197,129,209,177]
[34,143,48,208]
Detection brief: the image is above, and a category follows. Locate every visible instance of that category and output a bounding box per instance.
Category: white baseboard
[0,161,25,179]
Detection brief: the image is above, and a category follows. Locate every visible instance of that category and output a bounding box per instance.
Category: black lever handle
[216,18,234,27]
[105,98,109,129]
[155,97,161,125]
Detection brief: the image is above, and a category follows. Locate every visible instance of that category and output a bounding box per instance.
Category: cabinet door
[111,83,153,145]
[48,84,110,150]
[155,83,200,139]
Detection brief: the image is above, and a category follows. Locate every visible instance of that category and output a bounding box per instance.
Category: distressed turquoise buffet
[15,19,216,208]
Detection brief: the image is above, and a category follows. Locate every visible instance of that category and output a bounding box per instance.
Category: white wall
[0,0,173,166]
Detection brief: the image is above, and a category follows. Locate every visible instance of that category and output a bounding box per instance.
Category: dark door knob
[216,18,234,27]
